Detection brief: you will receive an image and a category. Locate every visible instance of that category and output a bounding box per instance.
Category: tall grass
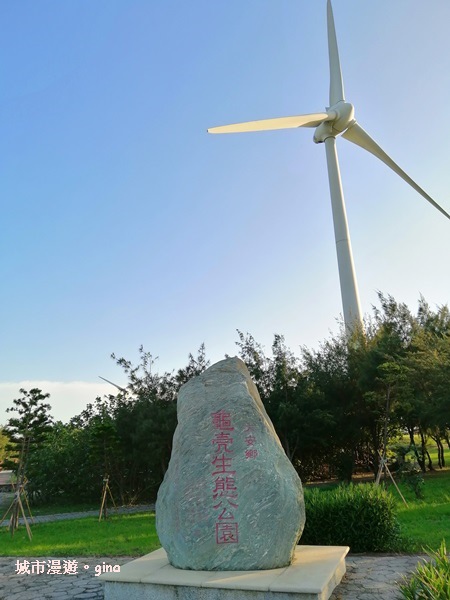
[399,541,450,599]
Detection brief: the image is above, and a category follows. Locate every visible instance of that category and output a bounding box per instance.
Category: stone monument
[155,356,306,570]
[100,356,349,600]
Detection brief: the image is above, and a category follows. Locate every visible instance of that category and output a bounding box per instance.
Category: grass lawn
[2,470,448,556]
[0,512,160,557]
[1,443,448,557]
[382,438,450,551]
[392,469,450,552]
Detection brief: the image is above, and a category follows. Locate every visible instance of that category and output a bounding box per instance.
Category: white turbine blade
[208,113,329,134]
[327,0,345,105]
[342,122,450,221]
[98,376,128,393]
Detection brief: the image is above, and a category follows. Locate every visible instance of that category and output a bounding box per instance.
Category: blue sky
[2,1,450,424]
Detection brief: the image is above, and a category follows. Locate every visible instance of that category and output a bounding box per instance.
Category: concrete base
[100,545,349,600]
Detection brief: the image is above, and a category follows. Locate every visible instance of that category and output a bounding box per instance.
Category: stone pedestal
[100,545,349,600]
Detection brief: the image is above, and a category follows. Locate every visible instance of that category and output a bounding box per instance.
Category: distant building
[0,469,13,492]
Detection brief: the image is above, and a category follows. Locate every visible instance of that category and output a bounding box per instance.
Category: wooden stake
[99,476,118,521]
[376,451,408,507]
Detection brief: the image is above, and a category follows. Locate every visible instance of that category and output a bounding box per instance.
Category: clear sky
[2,1,450,425]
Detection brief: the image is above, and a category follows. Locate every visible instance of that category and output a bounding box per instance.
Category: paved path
[24,504,154,525]
[330,554,425,599]
[0,501,155,526]
[0,556,133,599]
[0,552,425,599]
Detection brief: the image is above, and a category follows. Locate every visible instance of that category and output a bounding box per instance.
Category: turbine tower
[208,0,450,331]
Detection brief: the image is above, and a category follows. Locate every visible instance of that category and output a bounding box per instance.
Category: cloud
[0,381,122,425]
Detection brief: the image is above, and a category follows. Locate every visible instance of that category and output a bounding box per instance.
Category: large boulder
[155,357,305,571]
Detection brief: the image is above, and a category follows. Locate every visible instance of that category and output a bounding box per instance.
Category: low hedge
[301,483,401,552]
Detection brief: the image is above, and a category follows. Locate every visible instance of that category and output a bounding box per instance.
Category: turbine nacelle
[314,101,355,143]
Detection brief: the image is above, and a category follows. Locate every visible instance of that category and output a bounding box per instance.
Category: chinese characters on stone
[244,424,258,460]
[211,409,239,544]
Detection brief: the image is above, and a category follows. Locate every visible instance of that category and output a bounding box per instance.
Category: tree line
[2,292,449,504]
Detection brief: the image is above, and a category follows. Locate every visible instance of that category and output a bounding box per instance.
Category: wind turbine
[208,0,450,331]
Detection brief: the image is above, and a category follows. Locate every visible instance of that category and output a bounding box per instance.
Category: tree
[266,334,303,461]
[400,326,450,471]
[15,292,450,506]
[4,389,53,477]
[301,328,363,480]
[3,388,53,532]
[25,421,98,502]
[234,331,271,402]
[24,346,211,505]
[235,332,340,480]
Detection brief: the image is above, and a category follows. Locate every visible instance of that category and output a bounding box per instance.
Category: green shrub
[391,443,425,499]
[398,541,450,600]
[399,459,425,500]
[301,483,401,552]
